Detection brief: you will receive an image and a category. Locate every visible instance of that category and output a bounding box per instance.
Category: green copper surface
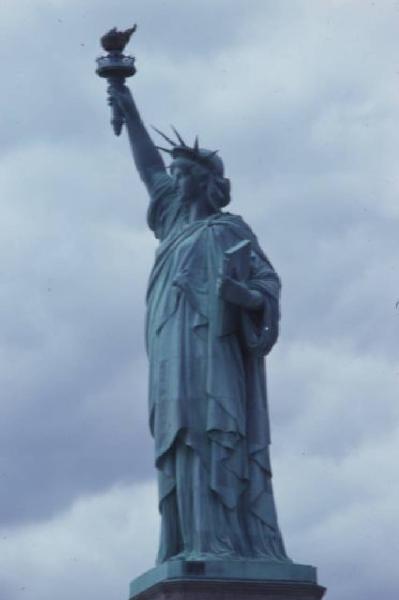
[98,35,315,573]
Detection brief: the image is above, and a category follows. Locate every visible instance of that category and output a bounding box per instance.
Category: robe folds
[144,171,289,563]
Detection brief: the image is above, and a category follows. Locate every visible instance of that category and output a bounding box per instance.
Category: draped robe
[145,171,288,563]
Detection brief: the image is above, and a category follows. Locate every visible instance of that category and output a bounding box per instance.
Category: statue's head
[154,127,231,209]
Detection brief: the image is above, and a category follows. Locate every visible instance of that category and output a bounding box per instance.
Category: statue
[98,27,288,565]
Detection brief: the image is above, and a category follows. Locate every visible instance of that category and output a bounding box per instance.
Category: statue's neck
[184,193,217,223]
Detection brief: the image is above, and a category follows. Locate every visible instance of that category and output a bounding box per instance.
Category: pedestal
[129,560,326,600]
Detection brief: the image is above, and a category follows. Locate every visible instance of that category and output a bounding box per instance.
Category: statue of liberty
[97,26,289,565]
[95,29,327,600]
[107,79,289,565]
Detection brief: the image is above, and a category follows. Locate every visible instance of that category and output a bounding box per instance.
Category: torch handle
[108,77,125,137]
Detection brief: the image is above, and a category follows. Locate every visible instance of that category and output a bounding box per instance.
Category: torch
[96,26,137,136]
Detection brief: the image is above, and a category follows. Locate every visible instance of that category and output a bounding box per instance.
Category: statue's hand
[218,276,263,310]
[107,83,135,117]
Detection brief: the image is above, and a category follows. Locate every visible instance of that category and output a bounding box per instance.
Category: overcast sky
[0,1,398,599]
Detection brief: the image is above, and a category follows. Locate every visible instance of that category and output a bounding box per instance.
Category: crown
[152,126,223,176]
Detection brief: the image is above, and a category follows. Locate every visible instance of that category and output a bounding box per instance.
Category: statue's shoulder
[213,211,271,266]
[213,211,243,224]
[213,211,254,237]
[148,169,175,201]
[147,170,177,236]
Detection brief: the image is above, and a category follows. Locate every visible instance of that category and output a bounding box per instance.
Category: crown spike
[156,146,173,154]
[207,150,219,159]
[193,135,200,153]
[151,126,177,147]
[171,125,187,147]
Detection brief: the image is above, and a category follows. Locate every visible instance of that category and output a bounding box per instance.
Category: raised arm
[108,82,166,188]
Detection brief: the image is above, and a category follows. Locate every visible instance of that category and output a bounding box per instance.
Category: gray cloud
[0,482,159,600]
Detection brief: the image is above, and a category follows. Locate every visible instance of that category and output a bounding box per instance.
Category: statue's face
[170,158,208,203]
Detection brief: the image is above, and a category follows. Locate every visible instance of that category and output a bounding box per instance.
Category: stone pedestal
[129,560,326,600]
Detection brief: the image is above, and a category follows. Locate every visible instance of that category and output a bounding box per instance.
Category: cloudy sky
[0,1,398,598]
